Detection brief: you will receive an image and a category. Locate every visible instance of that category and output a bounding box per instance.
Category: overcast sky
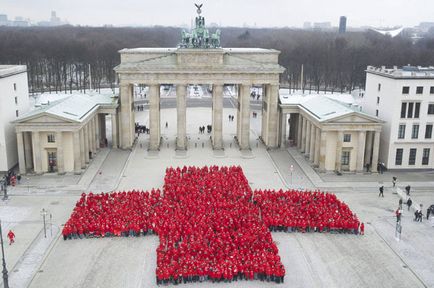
[1,0,433,28]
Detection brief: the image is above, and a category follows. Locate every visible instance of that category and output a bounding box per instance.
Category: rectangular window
[395,148,403,165]
[378,83,381,91]
[409,148,417,165]
[13,83,17,91]
[408,102,414,118]
[47,134,55,143]
[401,102,407,118]
[416,86,423,94]
[425,124,433,139]
[15,97,18,105]
[15,110,18,117]
[343,134,351,142]
[398,124,406,139]
[430,86,434,94]
[377,97,380,104]
[422,148,430,165]
[428,104,434,115]
[402,86,410,94]
[415,103,420,118]
[376,109,379,117]
[411,124,419,139]
[341,151,350,165]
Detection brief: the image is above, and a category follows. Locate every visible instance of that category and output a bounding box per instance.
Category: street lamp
[0,220,9,288]
[40,209,49,238]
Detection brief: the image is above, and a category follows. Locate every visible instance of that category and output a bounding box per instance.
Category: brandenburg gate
[114,5,284,151]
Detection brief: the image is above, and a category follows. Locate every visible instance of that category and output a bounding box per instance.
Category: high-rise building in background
[339,16,347,34]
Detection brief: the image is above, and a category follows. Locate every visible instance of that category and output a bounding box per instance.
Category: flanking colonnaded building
[11,5,385,174]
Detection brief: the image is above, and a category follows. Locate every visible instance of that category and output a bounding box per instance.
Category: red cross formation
[63,166,360,285]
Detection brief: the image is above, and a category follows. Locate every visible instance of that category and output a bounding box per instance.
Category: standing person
[378,185,384,197]
[396,208,402,223]
[392,176,397,188]
[7,230,15,245]
[406,198,413,211]
[405,185,411,196]
[427,207,432,220]
[165,122,168,128]
[360,222,364,235]
[399,198,403,209]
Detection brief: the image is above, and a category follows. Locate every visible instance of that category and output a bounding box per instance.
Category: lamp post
[40,209,48,238]
[0,220,9,288]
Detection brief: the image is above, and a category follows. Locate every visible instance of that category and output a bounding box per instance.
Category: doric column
[120,83,134,149]
[212,84,224,150]
[89,119,95,157]
[356,131,366,172]
[24,132,33,170]
[335,131,344,172]
[56,131,64,174]
[264,84,279,148]
[79,128,85,168]
[176,84,187,150]
[32,132,42,174]
[73,131,81,174]
[84,124,90,163]
[100,114,106,145]
[297,114,303,149]
[305,121,311,155]
[371,131,381,173]
[314,127,321,166]
[92,117,97,153]
[301,117,306,152]
[365,131,373,166]
[280,112,287,147]
[238,84,250,150]
[16,132,26,175]
[319,131,327,171]
[95,114,100,149]
[309,125,316,162]
[111,113,118,148]
[149,84,161,150]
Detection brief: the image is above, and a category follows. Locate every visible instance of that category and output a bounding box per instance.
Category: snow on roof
[279,90,377,122]
[15,92,118,123]
[0,65,26,78]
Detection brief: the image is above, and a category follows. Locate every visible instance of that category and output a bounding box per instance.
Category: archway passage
[62,166,361,285]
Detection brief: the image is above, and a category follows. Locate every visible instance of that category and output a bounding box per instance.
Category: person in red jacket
[7,230,15,245]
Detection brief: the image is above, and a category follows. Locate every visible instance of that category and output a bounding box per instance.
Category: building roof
[279,90,382,123]
[366,65,434,79]
[14,93,118,124]
[0,65,27,78]
[119,47,279,54]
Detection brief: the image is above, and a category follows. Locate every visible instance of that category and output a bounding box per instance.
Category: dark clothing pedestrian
[378,186,384,197]
[407,198,412,211]
[405,185,411,195]
[427,208,431,220]
[392,176,397,187]
[399,198,403,209]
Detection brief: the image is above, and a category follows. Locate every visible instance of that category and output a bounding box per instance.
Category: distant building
[0,14,8,26]
[418,22,434,33]
[361,65,434,169]
[313,22,332,30]
[339,16,347,34]
[0,65,30,173]
[37,11,67,27]
[303,22,312,30]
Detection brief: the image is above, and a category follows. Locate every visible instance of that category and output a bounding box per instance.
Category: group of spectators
[62,165,360,285]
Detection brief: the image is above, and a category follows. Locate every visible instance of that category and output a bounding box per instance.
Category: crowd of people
[62,165,361,285]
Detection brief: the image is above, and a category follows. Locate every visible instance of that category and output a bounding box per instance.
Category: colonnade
[118,82,280,151]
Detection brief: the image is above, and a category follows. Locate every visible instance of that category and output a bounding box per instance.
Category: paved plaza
[1,107,434,288]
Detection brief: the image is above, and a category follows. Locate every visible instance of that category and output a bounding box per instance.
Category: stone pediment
[19,114,75,124]
[327,112,382,124]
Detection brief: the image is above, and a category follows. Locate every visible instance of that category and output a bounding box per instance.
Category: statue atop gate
[179,4,221,49]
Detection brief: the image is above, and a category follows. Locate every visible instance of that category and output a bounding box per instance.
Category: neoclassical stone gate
[114,6,284,151]
[114,48,284,151]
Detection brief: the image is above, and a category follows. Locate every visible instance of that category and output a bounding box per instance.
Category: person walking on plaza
[399,198,403,209]
[406,198,413,211]
[378,185,384,197]
[7,230,15,245]
[405,185,411,196]
[396,208,402,223]
[392,176,397,188]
